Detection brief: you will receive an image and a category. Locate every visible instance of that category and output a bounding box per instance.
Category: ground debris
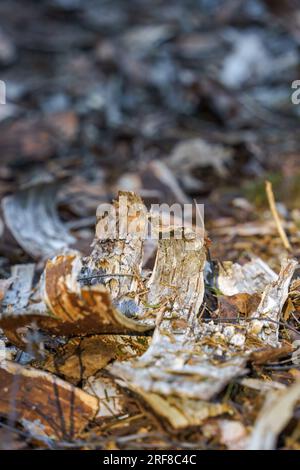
[247,380,300,450]
[1,180,75,259]
[0,359,98,440]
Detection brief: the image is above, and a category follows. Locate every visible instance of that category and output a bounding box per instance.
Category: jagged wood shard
[248,258,298,346]
[217,258,277,296]
[0,193,156,343]
[247,380,300,450]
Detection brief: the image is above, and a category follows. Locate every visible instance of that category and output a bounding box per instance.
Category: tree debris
[2,181,75,259]
[0,359,98,440]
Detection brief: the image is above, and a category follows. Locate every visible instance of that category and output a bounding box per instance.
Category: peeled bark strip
[2,181,75,259]
[0,360,98,439]
[217,258,277,296]
[0,193,155,343]
[83,374,128,419]
[42,253,153,335]
[110,231,247,427]
[111,241,297,428]
[248,258,298,346]
[247,380,300,450]
[0,254,152,346]
[85,191,147,298]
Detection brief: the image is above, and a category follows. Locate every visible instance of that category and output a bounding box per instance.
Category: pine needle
[265,180,292,252]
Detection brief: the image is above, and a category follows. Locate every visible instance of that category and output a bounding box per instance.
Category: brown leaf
[250,341,293,365]
[42,335,150,384]
[217,293,261,319]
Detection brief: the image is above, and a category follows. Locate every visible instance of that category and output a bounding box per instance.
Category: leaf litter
[0,189,299,448]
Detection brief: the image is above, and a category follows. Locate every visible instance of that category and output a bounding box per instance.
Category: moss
[243,170,300,210]
[243,172,282,208]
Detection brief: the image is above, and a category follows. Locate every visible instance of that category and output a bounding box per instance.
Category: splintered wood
[110,230,297,428]
[110,233,245,427]
[0,193,159,345]
[0,191,299,443]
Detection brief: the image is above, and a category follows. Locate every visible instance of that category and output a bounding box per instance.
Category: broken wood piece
[247,379,300,450]
[0,360,98,440]
[1,192,203,344]
[111,245,297,428]
[248,258,298,346]
[83,373,128,419]
[0,193,157,344]
[42,335,150,384]
[217,257,277,296]
[110,230,248,427]
[0,253,153,346]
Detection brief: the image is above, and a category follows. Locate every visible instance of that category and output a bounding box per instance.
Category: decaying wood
[247,380,300,450]
[0,360,98,440]
[1,181,75,259]
[0,193,157,343]
[42,335,150,384]
[83,373,128,419]
[110,229,297,428]
[0,253,152,345]
[0,191,298,438]
[110,231,246,428]
[248,258,298,346]
[217,257,277,296]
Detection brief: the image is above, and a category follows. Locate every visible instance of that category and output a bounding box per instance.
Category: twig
[77,273,134,282]
[265,180,292,251]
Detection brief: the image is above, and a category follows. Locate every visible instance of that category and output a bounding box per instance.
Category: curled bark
[0,360,98,440]
[2,181,75,259]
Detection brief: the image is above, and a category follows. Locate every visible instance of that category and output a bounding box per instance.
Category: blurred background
[0,0,299,263]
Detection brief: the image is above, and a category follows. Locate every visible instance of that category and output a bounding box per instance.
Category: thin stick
[265,180,292,251]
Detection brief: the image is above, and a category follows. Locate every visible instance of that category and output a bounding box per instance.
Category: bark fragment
[248,258,298,346]
[1,181,75,259]
[247,380,300,450]
[0,360,98,439]
[111,236,297,427]
[110,231,246,427]
[42,335,150,384]
[217,258,277,296]
[0,193,156,342]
